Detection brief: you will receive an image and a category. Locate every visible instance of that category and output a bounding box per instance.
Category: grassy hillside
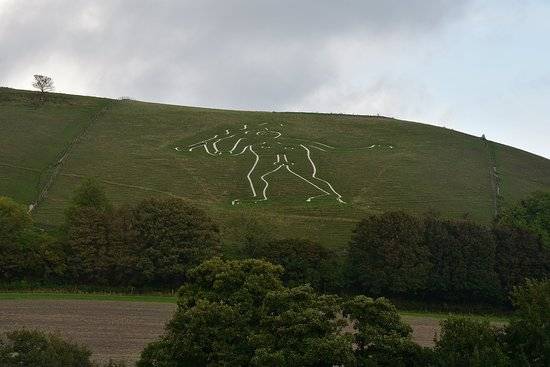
[1,88,549,248]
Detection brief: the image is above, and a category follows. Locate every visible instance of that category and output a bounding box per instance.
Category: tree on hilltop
[32,74,54,93]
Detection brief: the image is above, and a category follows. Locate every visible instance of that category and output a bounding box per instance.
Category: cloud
[0,0,472,110]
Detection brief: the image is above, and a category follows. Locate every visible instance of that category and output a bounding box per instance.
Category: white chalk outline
[182,123,353,204]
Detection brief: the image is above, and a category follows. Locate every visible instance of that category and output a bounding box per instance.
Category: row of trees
[5,260,546,366]
[0,181,220,289]
[346,210,550,304]
[1,180,548,307]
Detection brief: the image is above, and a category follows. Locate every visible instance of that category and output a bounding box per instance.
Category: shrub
[505,279,550,366]
[434,317,509,367]
[0,329,92,367]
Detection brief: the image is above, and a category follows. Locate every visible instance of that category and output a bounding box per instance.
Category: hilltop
[1,88,549,248]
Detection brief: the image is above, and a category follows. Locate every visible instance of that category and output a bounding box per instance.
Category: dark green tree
[0,196,59,283]
[505,279,550,366]
[343,295,431,366]
[251,285,354,366]
[64,180,119,285]
[497,191,550,248]
[66,178,111,214]
[130,198,221,287]
[244,238,343,292]
[138,258,286,366]
[424,217,502,302]
[493,225,550,293]
[346,212,432,296]
[0,196,32,280]
[433,317,509,367]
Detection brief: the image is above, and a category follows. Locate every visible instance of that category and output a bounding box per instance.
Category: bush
[434,317,509,367]
[505,279,550,366]
[0,329,93,367]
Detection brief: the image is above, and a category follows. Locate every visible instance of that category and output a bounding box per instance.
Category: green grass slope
[1,88,549,248]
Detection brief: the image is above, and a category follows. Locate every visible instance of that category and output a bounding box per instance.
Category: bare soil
[0,300,442,365]
[0,300,176,365]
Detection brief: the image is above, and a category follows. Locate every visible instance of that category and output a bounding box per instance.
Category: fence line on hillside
[29,101,115,213]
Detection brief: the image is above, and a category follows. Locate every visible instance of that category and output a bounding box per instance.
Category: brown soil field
[0,300,442,365]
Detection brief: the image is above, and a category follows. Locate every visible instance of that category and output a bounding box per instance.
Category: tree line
[2,263,548,366]
[0,179,549,308]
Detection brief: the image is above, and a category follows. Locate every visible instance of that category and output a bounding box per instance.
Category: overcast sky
[1,0,549,158]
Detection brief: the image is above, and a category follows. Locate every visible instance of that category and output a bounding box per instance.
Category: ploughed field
[1,88,550,248]
[0,299,458,365]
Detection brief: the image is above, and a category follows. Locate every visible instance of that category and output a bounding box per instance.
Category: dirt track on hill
[0,300,441,365]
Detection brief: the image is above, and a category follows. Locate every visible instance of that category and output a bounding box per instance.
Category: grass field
[1,87,549,248]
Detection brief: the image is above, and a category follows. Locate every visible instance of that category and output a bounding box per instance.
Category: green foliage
[0,196,64,282]
[505,279,550,366]
[498,191,550,248]
[493,226,550,293]
[0,329,92,367]
[63,180,220,287]
[64,181,124,285]
[138,258,286,366]
[424,217,501,302]
[434,317,509,367]
[139,258,432,366]
[244,238,343,292]
[343,295,430,366]
[347,212,432,295]
[0,196,31,242]
[251,286,354,366]
[66,178,111,215]
[130,198,221,287]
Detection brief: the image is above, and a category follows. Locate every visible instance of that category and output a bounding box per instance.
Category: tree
[66,178,111,216]
[497,191,550,248]
[0,197,32,281]
[138,258,286,366]
[139,258,428,367]
[433,317,509,367]
[505,279,550,366]
[346,212,432,296]
[343,295,431,366]
[244,238,343,292]
[64,180,118,285]
[493,225,550,293]
[424,217,501,303]
[138,258,355,366]
[32,74,54,93]
[130,198,221,287]
[0,330,92,367]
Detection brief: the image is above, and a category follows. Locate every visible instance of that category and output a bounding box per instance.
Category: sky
[1,0,549,158]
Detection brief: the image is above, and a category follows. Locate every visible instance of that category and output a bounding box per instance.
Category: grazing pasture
[1,88,549,248]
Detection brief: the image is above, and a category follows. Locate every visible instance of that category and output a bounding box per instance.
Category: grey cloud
[0,0,472,109]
